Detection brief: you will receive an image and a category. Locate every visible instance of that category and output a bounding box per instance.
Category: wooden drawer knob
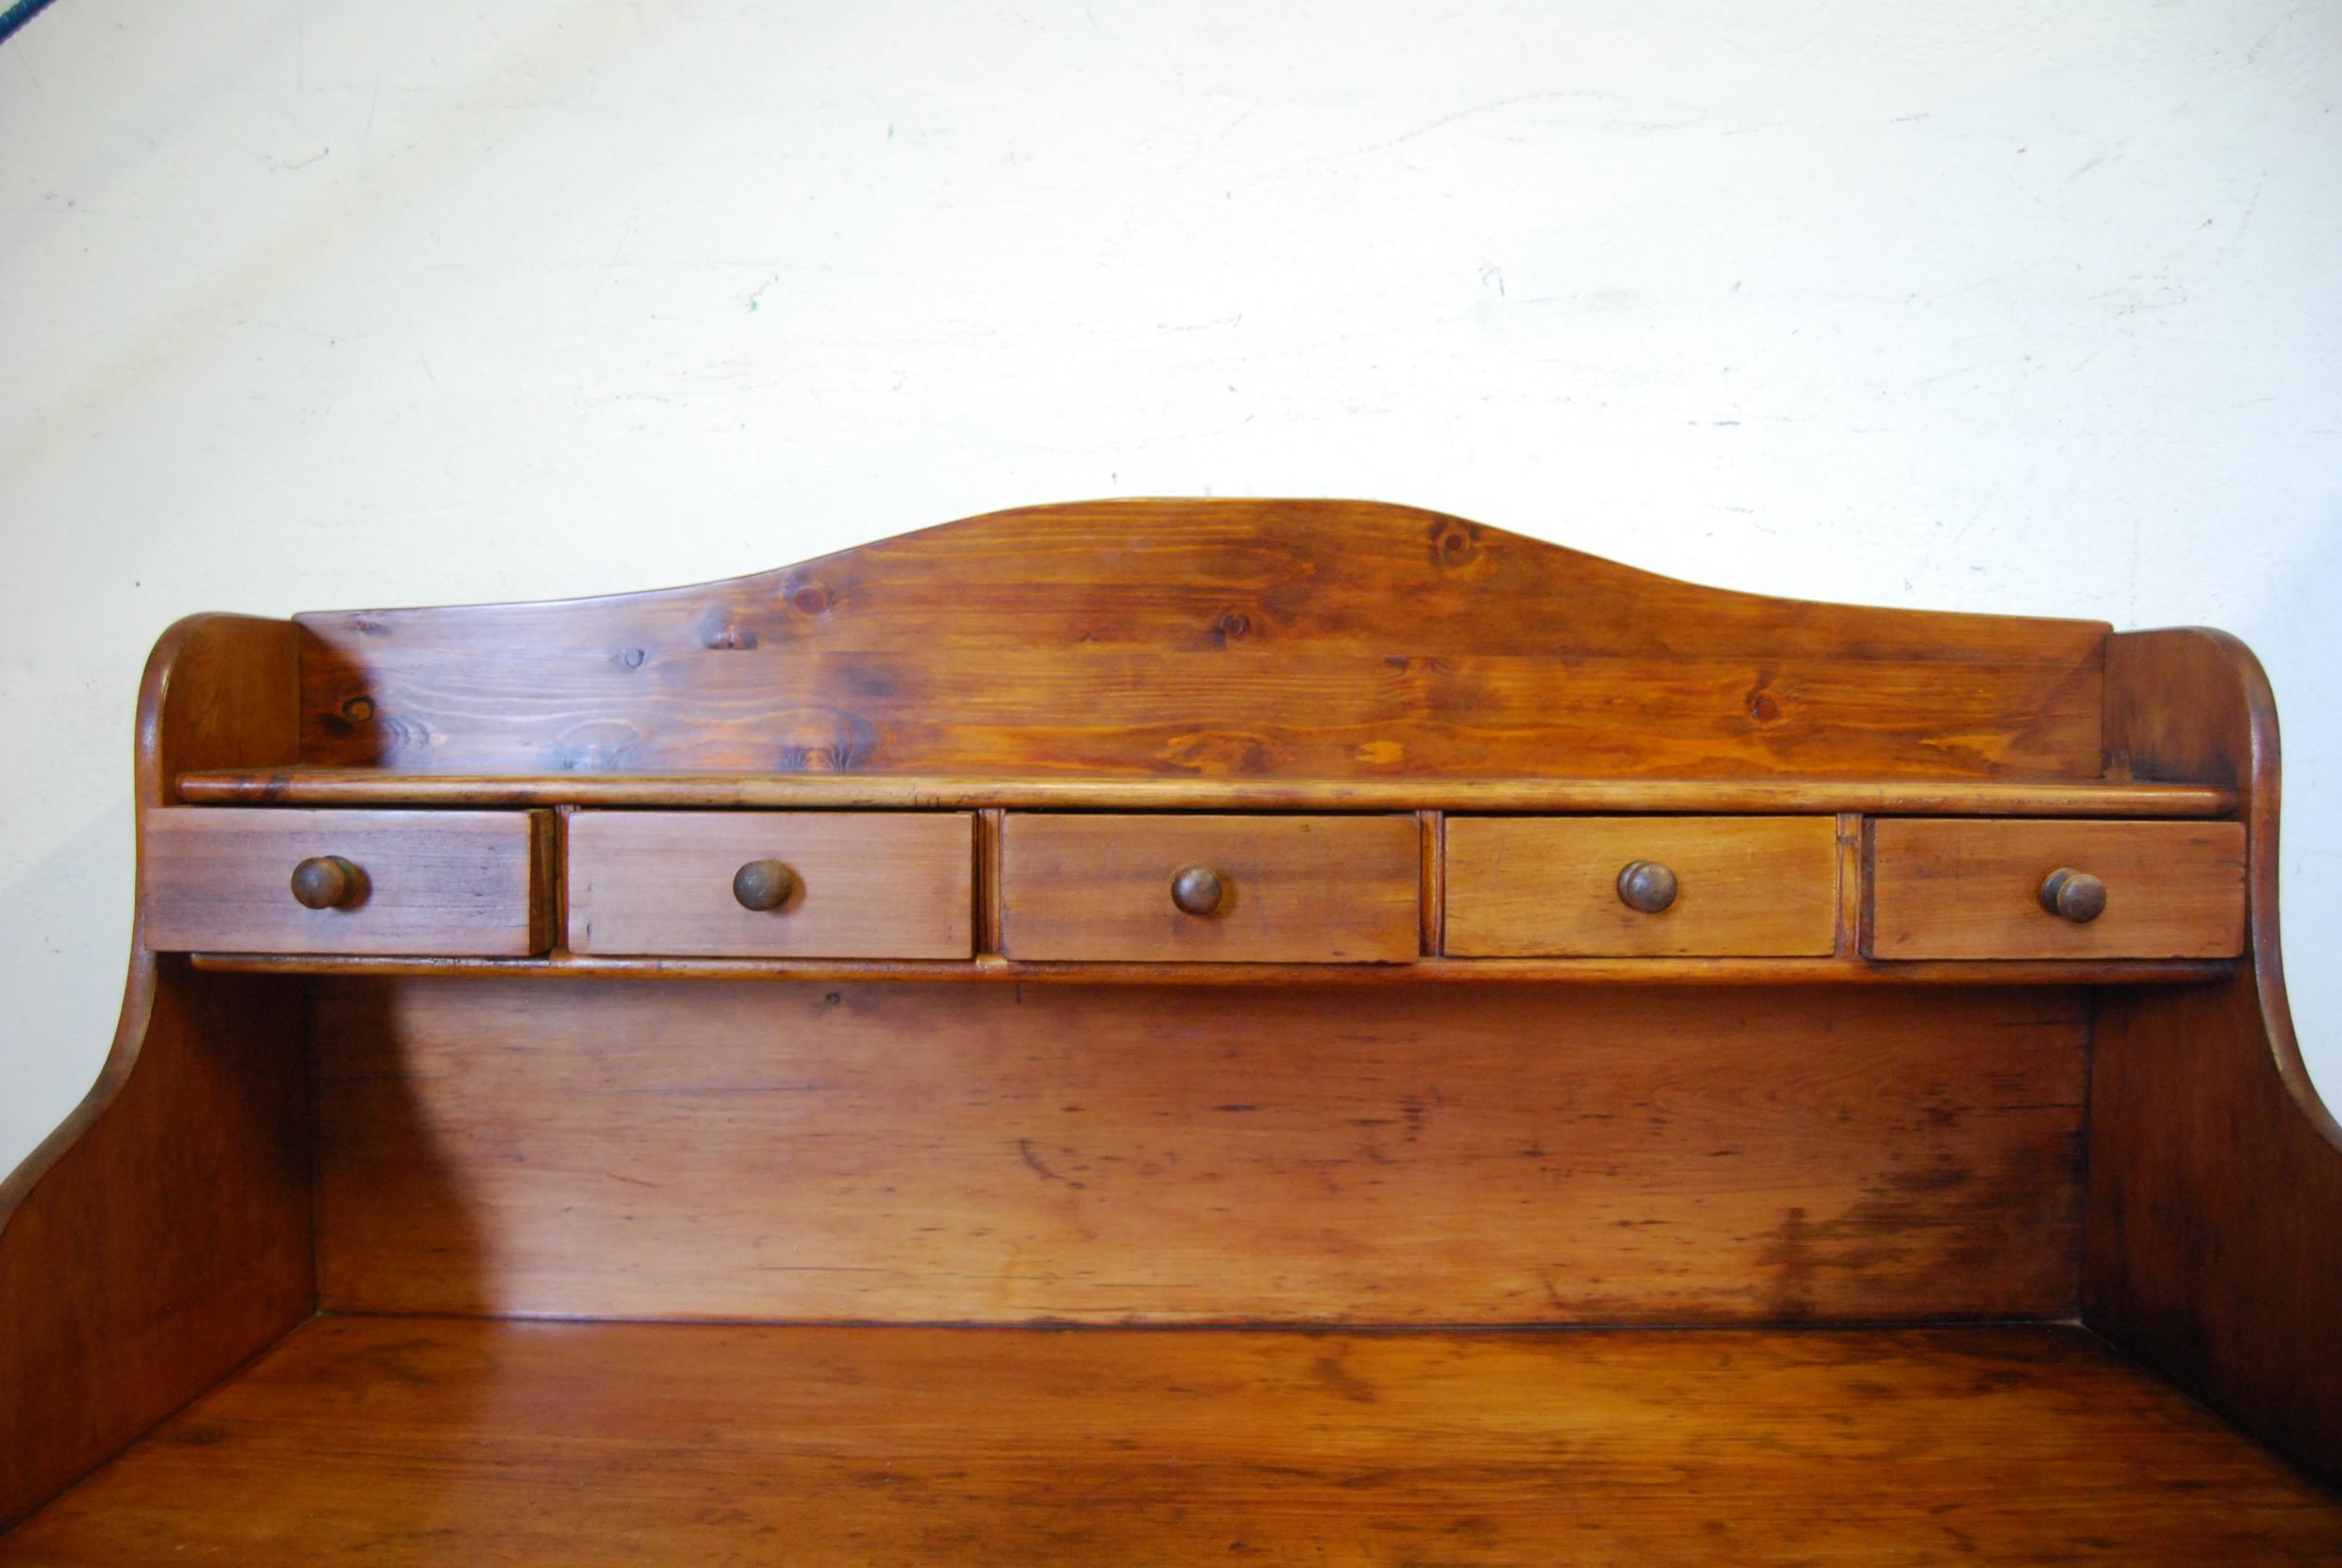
[733,859,796,911]
[289,855,362,910]
[2039,867,2108,924]
[1616,859,1679,914]
[1170,865,1224,917]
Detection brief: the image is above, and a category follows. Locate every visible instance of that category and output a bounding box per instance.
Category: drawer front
[141,807,552,956]
[1445,816,1840,957]
[1001,814,1420,963]
[1867,818,2246,960]
[567,811,974,958]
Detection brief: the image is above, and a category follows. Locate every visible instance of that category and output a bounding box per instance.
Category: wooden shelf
[172,768,2240,817]
[12,505,2335,1539]
[8,1316,2335,1563]
[180,951,2239,985]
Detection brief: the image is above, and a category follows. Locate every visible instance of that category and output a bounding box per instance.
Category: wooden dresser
[3,499,2336,1562]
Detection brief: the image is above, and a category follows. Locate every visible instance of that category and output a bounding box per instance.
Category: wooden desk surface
[6,1315,2336,1565]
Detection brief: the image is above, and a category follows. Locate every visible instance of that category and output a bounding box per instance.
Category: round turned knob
[732,859,796,912]
[1616,859,1679,915]
[289,855,361,910]
[2039,867,2108,924]
[1170,865,1224,917]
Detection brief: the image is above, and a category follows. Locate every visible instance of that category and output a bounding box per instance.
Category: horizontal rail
[173,770,2239,818]
[185,952,2235,987]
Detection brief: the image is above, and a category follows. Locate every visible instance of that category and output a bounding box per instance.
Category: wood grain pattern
[13,508,2331,1555]
[186,950,2237,985]
[293,499,2112,780]
[2085,628,2342,1489]
[171,767,2239,817]
[1445,816,1838,956]
[8,1316,2340,1565]
[141,807,552,957]
[1000,813,1420,963]
[1869,818,2246,960]
[566,810,973,958]
[309,978,2087,1324]
[0,615,313,1531]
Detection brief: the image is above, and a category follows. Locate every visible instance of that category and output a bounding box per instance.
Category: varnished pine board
[2085,629,2342,1489]
[0,967,308,1531]
[566,809,974,958]
[193,951,2236,984]
[302,646,2111,779]
[1869,818,2247,960]
[175,769,2240,816]
[1445,815,1839,956]
[141,807,552,957]
[5,1317,2338,1565]
[999,813,1420,962]
[312,979,2087,1323]
[294,499,2110,779]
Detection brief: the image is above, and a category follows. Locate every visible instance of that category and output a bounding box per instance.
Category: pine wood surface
[1444,815,1840,956]
[183,950,2237,985]
[2084,629,2342,1489]
[170,767,2241,816]
[309,978,2087,1324]
[141,807,553,957]
[999,812,1421,962]
[5,1315,2338,1566]
[1868,817,2248,960]
[7,503,2332,1543]
[291,499,2112,780]
[565,809,975,958]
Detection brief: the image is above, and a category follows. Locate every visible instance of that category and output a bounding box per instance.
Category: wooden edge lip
[182,952,2234,986]
[170,770,2240,818]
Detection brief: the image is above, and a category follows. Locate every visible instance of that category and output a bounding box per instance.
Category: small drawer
[566,811,974,958]
[141,807,552,956]
[1867,818,2246,960]
[1000,814,1419,963]
[1444,816,1840,956]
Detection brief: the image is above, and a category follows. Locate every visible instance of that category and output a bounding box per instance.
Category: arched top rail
[293,498,2112,780]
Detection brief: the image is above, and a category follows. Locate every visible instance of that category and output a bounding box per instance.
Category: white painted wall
[2,0,2336,1173]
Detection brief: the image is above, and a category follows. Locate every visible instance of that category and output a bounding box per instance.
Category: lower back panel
[310,979,2085,1324]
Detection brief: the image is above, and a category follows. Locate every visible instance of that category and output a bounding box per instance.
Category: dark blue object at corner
[1,0,59,48]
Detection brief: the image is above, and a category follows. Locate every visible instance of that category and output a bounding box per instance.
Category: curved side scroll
[0,615,311,1529]
[2085,627,2342,1487]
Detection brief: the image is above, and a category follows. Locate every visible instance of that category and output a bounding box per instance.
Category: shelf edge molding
[170,769,2240,817]
[180,951,2237,987]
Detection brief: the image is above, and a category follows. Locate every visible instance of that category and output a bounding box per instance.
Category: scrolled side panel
[2085,627,2342,1488]
[0,614,312,1529]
